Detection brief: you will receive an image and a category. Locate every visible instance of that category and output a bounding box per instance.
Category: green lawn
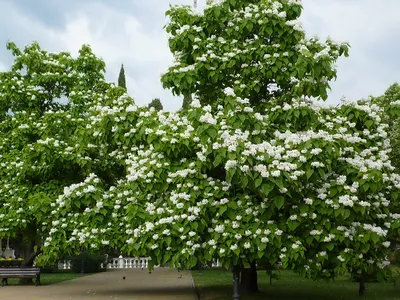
[192,268,400,300]
[5,272,82,286]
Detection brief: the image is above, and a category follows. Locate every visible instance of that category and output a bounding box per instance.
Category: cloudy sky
[0,0,398,111]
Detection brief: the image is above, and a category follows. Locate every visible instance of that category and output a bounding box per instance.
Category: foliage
[39,89,399,282]
[369,83,400,251]
[148,98,163,111]
[370,83,400,171]
[161,0,349,106]
[26,0,397,286]
[0,41,123,261]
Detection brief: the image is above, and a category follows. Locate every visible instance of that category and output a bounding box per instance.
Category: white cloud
[301,0,400,103]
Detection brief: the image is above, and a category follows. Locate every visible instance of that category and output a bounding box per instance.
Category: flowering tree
[370,83,400,171]
[35,1,399,298]
[369,83,400,256]
[41,90,399,296]
[0,41,123,266]
[161,0,350,291]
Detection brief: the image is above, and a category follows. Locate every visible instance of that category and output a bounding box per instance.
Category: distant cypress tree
[118,64,126,90]
[181,93,192,109]
[148,98,163,111]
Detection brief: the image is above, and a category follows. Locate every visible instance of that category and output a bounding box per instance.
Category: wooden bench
[0,267,40,286]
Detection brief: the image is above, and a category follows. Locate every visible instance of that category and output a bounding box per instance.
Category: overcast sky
[0,0,398,111]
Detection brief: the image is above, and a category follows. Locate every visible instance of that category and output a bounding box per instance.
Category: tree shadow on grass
[195,282,400,300]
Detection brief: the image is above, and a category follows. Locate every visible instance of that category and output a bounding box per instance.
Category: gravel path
[0,268,197,300]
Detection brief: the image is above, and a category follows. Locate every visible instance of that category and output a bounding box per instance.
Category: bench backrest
[0,267,40,274]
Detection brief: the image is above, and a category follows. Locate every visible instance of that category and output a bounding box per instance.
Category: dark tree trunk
[19,239,36,284]
[17,224,39,285]
[233,265,241,300]
[359,272,366,296]
[240,260,258,293]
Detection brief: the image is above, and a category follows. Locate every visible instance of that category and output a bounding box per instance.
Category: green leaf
[299,204,308,214]
[326,243,334,251]
[258,243,266,251]
[226,169,235,182]
[192,222,198,230]
[219,205,227,215]
[306,168,313,179]
[261,183,274,197]
[213,154,224,167]
[288,221,298,231]
[274,196,284,210]
[241,176,249,188]
[208,127,217,140]
[254,176,263,188]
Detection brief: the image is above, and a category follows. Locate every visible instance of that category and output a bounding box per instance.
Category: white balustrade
[58,260,72,270]
[106,256,150,269]
[212,259,221,267]
[57,256,222,270]
[57,256,151,270]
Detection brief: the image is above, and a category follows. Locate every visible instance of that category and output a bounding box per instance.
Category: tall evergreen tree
[148,98,163,111]
[118,64,127,90]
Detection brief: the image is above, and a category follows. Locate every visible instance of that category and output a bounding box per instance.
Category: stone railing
[58,256,222,270]
[58,260,73,270]
[107,256,150,269]
[57,256,150,270]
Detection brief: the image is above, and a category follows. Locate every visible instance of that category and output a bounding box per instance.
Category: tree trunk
[240,260,258,293]
[359,272,366,296]
[233,265,241,300]
[16,223,39,285]
[19,239,36,284]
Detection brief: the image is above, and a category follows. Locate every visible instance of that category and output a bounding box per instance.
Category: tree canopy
[161,0,349,106]
[0,41,125,264]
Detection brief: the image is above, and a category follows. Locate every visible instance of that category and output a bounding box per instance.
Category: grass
[192,268,400,300]
[5,272,83,286]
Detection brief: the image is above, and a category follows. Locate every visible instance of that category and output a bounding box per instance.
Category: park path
[0,268,198,300]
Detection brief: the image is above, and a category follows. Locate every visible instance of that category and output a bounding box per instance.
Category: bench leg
[2,278,7,287]
[36,274,40,286]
